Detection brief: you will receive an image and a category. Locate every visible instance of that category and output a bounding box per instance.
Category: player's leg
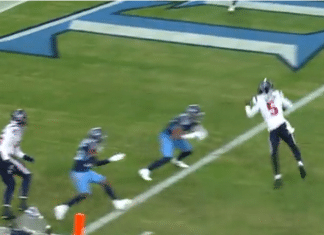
[269,130,282,189]
[171,139,192,168]
[228,0,238,12]
[91,172,131,210]
[0,166,16,220]
[54,171,90,220]
[139,133,174,181]
[279,123,306,179]
[10,159,32,211]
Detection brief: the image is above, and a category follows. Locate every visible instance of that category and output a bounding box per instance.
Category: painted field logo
[0,1,324,70]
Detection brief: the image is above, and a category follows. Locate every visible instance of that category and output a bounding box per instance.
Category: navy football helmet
[11,109,27,126]
[87,127,107,143]
[258,78,273,94]
[185,104,205,122]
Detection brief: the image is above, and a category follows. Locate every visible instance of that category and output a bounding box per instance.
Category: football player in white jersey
[245,79,306,189]
[0,109,34,220]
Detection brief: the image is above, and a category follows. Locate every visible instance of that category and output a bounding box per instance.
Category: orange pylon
[73,213,86,235]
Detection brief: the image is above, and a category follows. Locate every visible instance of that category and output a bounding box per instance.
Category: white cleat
[138,168,152,181]
[228,5,235,12]
[112,199,132,210]
[171,158,189,168]
[54,204,69,220]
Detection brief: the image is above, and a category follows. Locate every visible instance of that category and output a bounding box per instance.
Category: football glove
[109,153,125,162]
[23,155,35,163]
[196,129,208,141]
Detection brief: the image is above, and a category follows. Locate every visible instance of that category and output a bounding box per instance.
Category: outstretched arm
[91,153,126,167]
[245,96,259,118]
[280,91,293,110]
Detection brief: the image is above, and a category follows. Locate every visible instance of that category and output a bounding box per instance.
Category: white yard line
[86,84,324,234]
[0,1,28,14]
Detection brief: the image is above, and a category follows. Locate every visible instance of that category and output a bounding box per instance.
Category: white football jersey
[0,121,25,161]
[245,90,293,131]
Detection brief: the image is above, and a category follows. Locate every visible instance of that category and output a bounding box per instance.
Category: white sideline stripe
[0,1,122,42]
[86,84,324,234]
[208,0,324,16]
[0,1,28,14]
[69,20,297,67]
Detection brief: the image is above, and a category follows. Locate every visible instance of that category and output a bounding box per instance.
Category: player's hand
[109,153,126,162]
[23,155,35,163]
[196,129,208,141]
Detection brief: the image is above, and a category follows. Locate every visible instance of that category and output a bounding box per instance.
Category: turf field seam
[86,84,324,234]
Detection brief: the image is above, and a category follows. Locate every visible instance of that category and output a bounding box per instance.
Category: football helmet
[87,127,107,143]
[178,113,191,126]
[258,78,273,94]
[185,104,205,122]
[11,109,27,126]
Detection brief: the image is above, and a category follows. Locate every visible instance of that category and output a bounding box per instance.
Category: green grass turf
[126,4,324,33]
[0,2,323,234]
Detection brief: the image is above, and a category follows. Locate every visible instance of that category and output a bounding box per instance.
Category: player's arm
[16,146,34,162]
[11,130,34,162]
[90,156,110,166]
[181,124,208,140]
[0,134,12,161]
[280,91,293,110]
[245,96,260,118]
[90,153,125,167]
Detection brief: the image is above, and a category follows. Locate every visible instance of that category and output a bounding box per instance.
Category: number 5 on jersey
[267,100,278,116]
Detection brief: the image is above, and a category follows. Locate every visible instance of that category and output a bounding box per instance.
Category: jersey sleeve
[12,128,25,158]
[280,91,293,110]
[0,135,12,161]
[15,146,25,158]
[245,97,260,118]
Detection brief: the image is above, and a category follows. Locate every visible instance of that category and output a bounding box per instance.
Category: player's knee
[24,173,32,181]
[162,157,171,163]
[7,180,15,191]
[101,180,110,187]
[80,193,89,199]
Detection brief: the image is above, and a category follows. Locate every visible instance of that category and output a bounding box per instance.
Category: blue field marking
[0,1,324,70]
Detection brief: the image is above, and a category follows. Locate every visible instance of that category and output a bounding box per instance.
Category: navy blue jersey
[72,138,98,172]
[163,113,197,136]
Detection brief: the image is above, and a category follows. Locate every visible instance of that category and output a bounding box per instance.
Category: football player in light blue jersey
[139,105,208,181]
[54,127,131,220]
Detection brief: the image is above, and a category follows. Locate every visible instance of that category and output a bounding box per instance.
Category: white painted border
[0,1,28,14]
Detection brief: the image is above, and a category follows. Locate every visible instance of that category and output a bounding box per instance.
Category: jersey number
[267,101,278,116]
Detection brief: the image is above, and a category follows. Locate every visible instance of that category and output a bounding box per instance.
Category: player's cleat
[228,5,235,12]
[274,178,283,189]
[112,199,132,210]
[2,205,15,220]
[18,198,28,211]
[54,204,69,220]
[299,165,307,179]
[138,168,152,181]
[171,158,189,168]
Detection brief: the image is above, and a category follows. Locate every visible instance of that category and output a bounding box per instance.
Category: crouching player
[0,110,34,220]
[54,127,132,220]
[139,105,208,181]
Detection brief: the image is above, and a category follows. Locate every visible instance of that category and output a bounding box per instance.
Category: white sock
[274,174,282,180]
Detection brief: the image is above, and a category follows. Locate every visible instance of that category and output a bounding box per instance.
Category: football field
[0,2,324,235]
